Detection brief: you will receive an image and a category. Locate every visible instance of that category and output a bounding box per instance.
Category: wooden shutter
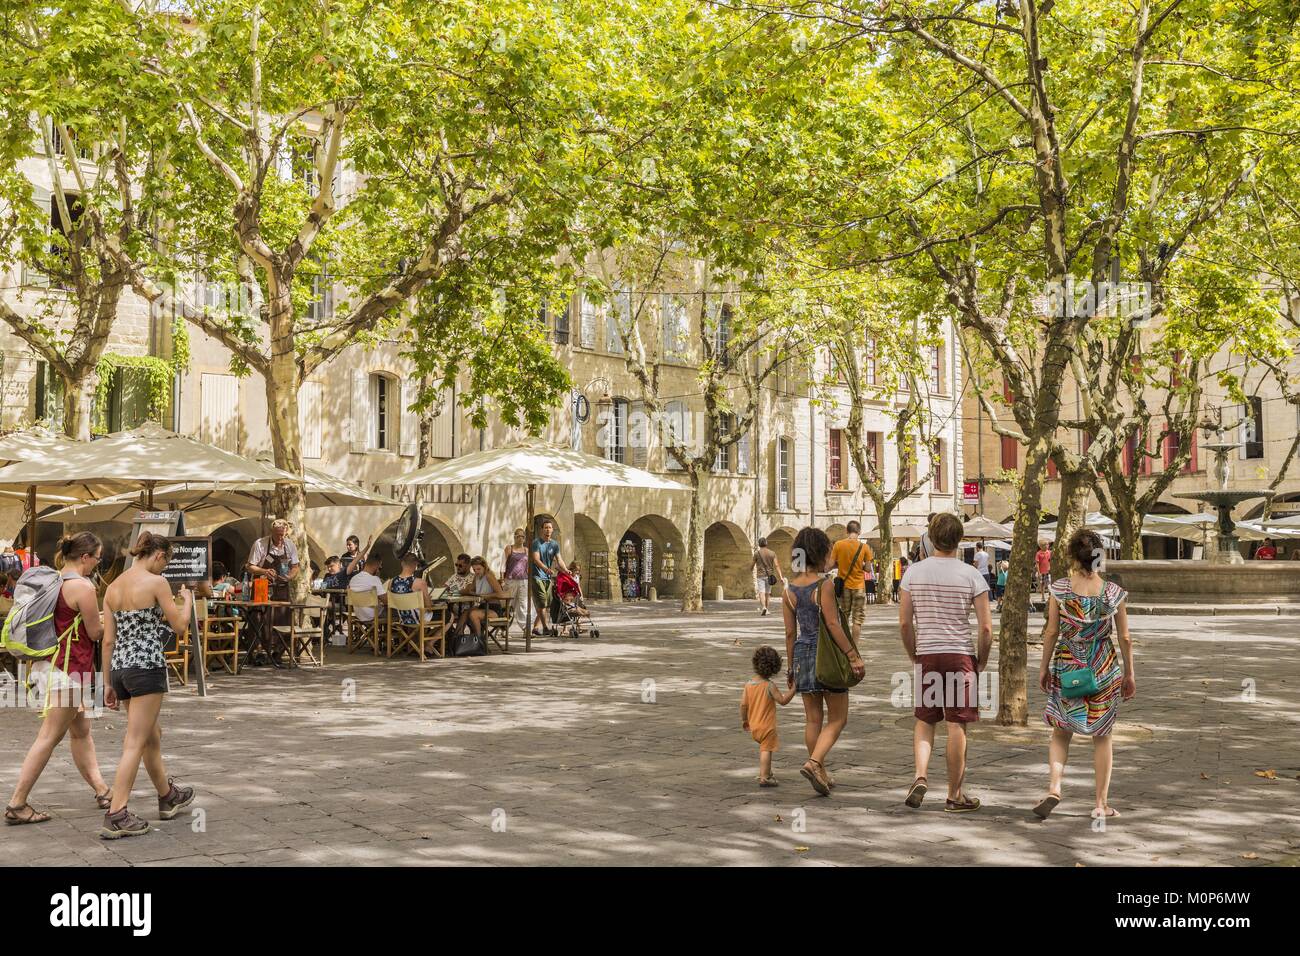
[399,379,418,457]
[200,373,239,453]
[299,380,322,459]
[737,425,751,475]
[430,386,455,459]
[580,296,597,349]
[1000,435,1018,470]
[630,401,648,469]
[349,369,368,453]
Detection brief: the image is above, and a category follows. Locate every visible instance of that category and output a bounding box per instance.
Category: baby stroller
[552,571,599,639]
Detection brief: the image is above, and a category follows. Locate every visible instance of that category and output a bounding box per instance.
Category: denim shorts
[792,640,845,695]
[109,667,169,700]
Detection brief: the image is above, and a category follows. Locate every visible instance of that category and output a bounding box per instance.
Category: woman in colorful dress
[501,529,530,635]
[1035,529,1136,820]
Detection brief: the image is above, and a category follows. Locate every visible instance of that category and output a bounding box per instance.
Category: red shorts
[914,654,980,724]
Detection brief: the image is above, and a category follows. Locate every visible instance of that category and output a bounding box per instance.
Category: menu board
[162,536,211,585]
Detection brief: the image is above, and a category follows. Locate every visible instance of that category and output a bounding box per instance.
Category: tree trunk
[1113,503,1142,560]
[1052,468,1093,576]
[265,306,309,601]
[998,435,1050,726]
[873,499,895,602]
[680,468,705,612]
[61,367,98,442]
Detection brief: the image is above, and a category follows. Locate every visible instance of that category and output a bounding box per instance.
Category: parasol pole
[26,485,36,565]
[525,482,535,653]
[144,480,156,510]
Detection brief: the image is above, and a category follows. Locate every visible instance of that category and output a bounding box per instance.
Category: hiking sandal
[904,777,928,809]
[800,760,831,797]
[94,787,112,811]
[4,803,50,825]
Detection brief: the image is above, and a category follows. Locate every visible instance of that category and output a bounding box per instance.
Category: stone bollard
[714,585,724,602]
[649,586,658,601]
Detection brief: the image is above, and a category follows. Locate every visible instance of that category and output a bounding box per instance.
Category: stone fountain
[1103,429,1300,609]
[1173,436,1274,565]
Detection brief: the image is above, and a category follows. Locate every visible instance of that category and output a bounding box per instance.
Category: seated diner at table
[442,553,476,637]
[347,554,387,622]
[466,556,510,639]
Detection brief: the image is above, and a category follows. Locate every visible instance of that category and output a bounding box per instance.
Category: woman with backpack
[5,533,113,825]
[98,532,196,839]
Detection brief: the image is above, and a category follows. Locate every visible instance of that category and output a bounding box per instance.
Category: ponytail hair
[56,531,101,569]
[130,531,172,560]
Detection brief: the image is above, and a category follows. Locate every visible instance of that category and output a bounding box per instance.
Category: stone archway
[703,520,753,600]
[764,527,797,575]
[617,514,684,600]
[572,513,613,601]
[210,517,326,579]
[373,513,463,580]
[825,522,848,544]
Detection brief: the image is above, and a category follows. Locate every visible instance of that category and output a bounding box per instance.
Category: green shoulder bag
[814,583,863,689]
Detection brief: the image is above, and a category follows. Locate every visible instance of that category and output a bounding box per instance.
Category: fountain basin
[1105,559,1300,606]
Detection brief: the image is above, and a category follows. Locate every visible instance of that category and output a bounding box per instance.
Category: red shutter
[1002,376,1013,403]
[1047,457,1058,479]
[1000,435,1018,470]
[828,429,843,489]
[1183,431,1198,474]
[1123,434,1136,476]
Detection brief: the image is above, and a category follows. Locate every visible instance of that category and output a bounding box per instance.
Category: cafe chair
[385,591,434,660]
[199,598,241,676]
[286,598,327,667]
[486,595,515,654]
[345,589,382,656]
[165,597,192,686]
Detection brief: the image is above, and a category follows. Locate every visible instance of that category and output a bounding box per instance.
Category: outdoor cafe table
[210,598,314,669]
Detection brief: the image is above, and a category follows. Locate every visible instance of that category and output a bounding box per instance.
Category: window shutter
[400,379,418,457]
[663,401,685,471]
[299,381,322,459]
[630,401,648,469]
[349,369,368,453]
[606,300,625,354]
[580,296,597,349]
[737,425,751,475]
[200,373,239,453]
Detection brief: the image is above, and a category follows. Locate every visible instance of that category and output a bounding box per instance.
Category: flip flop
[904,777,928,808]
[1033,794,1061,819]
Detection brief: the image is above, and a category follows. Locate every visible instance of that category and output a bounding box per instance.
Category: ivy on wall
[91,319,191,434]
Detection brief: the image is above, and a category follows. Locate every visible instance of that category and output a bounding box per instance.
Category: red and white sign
[962,481,980,506]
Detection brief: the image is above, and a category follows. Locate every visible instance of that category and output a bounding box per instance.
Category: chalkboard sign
[162,536,211,585]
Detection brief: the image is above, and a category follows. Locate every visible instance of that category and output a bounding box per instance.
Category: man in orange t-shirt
[831,521,874,641]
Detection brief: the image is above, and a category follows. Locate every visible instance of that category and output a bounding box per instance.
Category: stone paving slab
[1,601,1297,866]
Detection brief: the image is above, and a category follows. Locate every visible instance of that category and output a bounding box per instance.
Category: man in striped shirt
[898,512,993,813]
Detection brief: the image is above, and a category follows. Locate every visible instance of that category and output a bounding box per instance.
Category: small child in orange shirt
[741,645,797,787]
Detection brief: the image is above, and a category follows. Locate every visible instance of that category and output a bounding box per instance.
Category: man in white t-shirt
[347,555,387,623]
[898,512,992,814]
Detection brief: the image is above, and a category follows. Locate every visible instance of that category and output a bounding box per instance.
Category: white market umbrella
[0,421,300,502]
[962,514,1012,539]
[45,466,402,527]
[389,439,688,650]
[0,426,86,554]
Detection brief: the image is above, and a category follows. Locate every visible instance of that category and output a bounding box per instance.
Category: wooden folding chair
[486,595,515,654]
[165,597,191,686]
[281,600,326,667]
[385,592,430,660]
[345,589,382,655]
[199,599,241,675]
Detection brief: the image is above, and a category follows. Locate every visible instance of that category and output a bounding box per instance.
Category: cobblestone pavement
[2,601,1297,866]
